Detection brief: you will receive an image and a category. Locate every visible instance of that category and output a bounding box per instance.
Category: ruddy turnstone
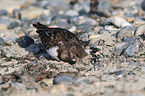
[33,22,85,64]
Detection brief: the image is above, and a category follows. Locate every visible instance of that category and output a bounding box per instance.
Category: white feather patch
[46,46,60,60]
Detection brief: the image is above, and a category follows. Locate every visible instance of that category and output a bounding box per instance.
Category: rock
[0,37,5,49]
[73,1,90,14]
[0,9,9,16]
[76,21,93,30]
[74,77,92,85]
[123,42,139,57]
[7,21,19,29]
[56,21,70,29]
[134,16,145,25]
[117,26,135,41]
[21,6,50,19]
[78,16,98,25]
[123,37,136,45]
[112,16,132,28]
[69,16,80,25]
[114,37,138,56]
[4,37,17,45]
[113,42,127,55]
[45,0,71,11]
[12,9,21,20]
[141,0,145,11]
[0,18,10,25]
[97,0,112,16]
[31,0,49,8]
[65,10,79,17]
[53,75,76,85]
[40,15,52,25]
[135,25,145,36]
[17,36,34,48]
[25,44,42,54]
[122,37,139,56]
[109,69,127,77]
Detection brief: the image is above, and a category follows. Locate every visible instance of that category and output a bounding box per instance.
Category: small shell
[112,16,132,28]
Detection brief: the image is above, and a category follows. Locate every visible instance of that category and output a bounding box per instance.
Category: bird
[33,22,86,64]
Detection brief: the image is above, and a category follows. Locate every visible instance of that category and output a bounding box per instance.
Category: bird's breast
[46,46,60,60]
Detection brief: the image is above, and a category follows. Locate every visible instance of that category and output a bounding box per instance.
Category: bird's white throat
[46,46,60,60]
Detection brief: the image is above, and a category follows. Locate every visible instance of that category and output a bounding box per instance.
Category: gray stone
[25,44,41,54]
[75,77,91,85]
[0,18,10,25]
[76,21,93,30]
[7,21,19,29]
[17,36,34,48]
[117,26,135,41]
[65,10,79,17]
[53,75,76,85]
[0,9,9,16]
[73,1,90,14]
[5,37,17,45]
[0,37,4,49]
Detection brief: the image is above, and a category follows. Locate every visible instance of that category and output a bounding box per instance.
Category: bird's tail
[33,22,49,30]
[33,22,49,34]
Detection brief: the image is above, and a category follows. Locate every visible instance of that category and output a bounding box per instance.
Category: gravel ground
[0,0,145,96]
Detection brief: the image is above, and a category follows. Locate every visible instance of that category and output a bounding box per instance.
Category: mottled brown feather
[33,22,85,64]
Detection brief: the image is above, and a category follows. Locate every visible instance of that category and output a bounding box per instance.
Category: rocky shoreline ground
[0,0,145,96]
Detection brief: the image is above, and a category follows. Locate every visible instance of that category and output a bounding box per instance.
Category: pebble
[74,77,92,85]
[0,9,9,16]
[113,42,127,55]
[73,1,90,14]
[111,16,132,28]
[56,21,70,29]
[117,26,135,41]
[65,10,79,17]
[43,0,71,11]
[78,16,98,25]
[40,15,52,25]
[7,21,19,29]
[21,6,50,19]
[5,37,17,45]
[123,37,136,45]
[17,36,34,48]
[110,69,127,77]
[12,9,21,20]
[76,21,93,30]
[123,37,139,56]
[25,44,42,54]
[141,0,145,11]
[97,0,112,17]
[53,75,76,85]
[135,25,145,36]
[134,16,145,25]
[0,18,10,25]
[0,37,5,49]
[123,42,139,56]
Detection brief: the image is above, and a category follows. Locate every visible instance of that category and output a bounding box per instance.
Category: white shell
[46,46,60,60]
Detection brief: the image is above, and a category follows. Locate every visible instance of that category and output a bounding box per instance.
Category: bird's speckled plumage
[33,22,85,64]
